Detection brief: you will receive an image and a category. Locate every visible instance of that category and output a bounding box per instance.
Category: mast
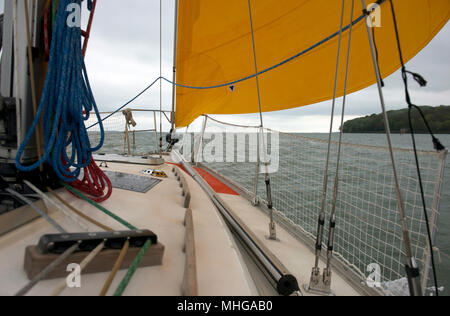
[0,0,46,163]
[170,0,179,131]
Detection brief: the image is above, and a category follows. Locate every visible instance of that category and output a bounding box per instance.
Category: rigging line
[60,183,154,296]
[389,0,441,296]
[171,0,179,131]
[312,0,347,273]
[387,1,444,150]
[87,77,160,129]
[5,188,66,233]
[46,187,113,231]
[361,0,421,296]
[203,115,261,129]
[113,238,152,296]
[160,1,389,91]
[326,0,355,273]
[42,0,52,16]
[51,241,105,296]
[23,0,44,168]
[387,2,443,150]
[61,182,137,231]
[89,1,388,132]
[16,0,106,183]
[154,111,159,155]
[160,2,385,91]
[99,239,130,296]
[408,109,439,295]
[13,0,22,148]
[22,0,51,217]
[45,188,126,297]
[247,0,264,128]
[0,193,41,199]
[160,0,163,156]
[371,26,384,87]
[15,241,81,296]
[247,0,275,238]
[24,181,89,232]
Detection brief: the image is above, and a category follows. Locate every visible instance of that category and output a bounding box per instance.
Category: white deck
[0,161,253,296]
[219,194,360,296]
[0,158,362,296]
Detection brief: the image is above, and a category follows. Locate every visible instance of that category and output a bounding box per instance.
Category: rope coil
[15,0,105,183]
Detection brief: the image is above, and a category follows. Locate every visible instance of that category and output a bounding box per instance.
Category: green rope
[60,181,153,295]
[61,182,137,231]
[113,238,152,296]
[52,0,57,24]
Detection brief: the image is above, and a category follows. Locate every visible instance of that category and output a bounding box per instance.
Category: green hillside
[342,106,450,134]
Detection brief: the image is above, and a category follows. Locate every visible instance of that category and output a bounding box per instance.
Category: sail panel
[175,0,450,128]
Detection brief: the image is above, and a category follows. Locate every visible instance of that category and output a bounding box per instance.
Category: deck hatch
[104,171,161,193]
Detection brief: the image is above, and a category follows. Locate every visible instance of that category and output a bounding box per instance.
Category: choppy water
[301,134,450,296]
[93,131,450,295]
[304,134,449,296]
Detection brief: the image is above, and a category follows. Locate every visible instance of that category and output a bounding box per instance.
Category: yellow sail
[174,0,450,128]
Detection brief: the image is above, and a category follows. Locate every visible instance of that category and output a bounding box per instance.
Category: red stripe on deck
[168,163,239,196]
[193,167,239,196]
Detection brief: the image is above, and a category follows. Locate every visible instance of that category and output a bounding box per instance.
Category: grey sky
[2,0,449,132]
[83,0,449,132]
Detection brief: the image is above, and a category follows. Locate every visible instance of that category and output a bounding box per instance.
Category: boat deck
[0,156,363,296]
[219,194,360,296]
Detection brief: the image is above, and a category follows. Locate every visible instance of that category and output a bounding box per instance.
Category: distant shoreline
[342,106,450,134]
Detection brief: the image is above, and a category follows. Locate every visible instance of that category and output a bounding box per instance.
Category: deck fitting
[304,268,335,296]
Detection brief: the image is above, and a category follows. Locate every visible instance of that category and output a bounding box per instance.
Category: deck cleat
[305,268,335,296]
[269,221,277,240]
[141,169,168,178]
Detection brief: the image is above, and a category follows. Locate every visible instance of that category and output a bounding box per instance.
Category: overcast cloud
[1,0,449,132]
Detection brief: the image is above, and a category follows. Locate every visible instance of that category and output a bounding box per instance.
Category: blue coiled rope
[16,0,104,182]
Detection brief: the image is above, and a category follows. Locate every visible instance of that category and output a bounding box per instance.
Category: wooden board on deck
[24,242,165,280]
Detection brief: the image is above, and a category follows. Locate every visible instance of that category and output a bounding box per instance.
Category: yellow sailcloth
[174,0,450,128]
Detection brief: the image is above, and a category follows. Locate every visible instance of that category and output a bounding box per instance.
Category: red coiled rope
[59,0,112,203]
[67,159,113,203]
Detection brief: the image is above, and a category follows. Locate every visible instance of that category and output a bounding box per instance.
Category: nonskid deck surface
[218,194,360,296]
[0,160,253,296]
[170,159,362,296]
[0,157,361,296]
